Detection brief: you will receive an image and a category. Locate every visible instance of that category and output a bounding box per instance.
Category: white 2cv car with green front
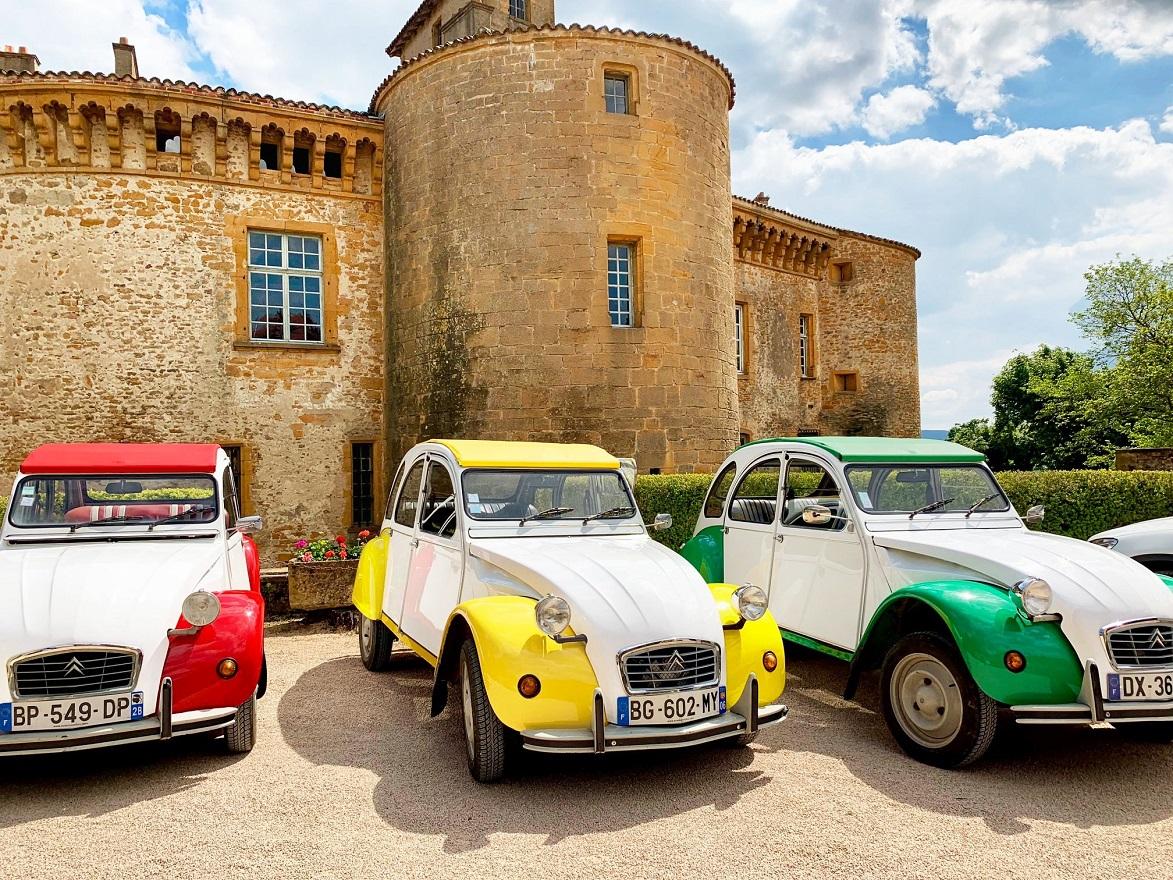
[682,437,1173,767]
[352,440,787,782]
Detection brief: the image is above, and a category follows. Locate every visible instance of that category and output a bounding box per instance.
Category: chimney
[753,192,771,207]
[0,44,40,74]
[112,36,138,78]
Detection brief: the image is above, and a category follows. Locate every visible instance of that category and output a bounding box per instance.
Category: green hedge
[635,469,1173,547]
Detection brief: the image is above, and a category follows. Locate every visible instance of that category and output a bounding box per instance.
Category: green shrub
[635,469,1173,546]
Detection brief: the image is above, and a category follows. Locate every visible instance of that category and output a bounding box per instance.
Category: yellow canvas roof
[432,439,620,470]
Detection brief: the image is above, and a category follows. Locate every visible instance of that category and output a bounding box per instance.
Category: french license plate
[617,686,726,726]
[1107,672,1173,701]
[0,692,144,733]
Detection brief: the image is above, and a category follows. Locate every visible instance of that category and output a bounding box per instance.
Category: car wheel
[358,614,395,672]
[880,631,998,768]
[224,691,257,754]
[1118,722,1173,742]
[459,638,507,783]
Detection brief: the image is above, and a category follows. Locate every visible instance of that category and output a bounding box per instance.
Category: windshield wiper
[908,498,955,520]
[70,515,151,532]
[148,506,214,530]
[965,493,1002,518]
[519,506,574,525]
[583,506,636,522]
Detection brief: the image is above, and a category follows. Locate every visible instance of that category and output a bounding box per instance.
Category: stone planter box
[287,560,359,612]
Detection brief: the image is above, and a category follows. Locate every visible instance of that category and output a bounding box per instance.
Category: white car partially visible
[1090,517,1173,577]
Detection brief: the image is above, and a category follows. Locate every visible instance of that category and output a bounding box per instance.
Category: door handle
[410,537,419,548]
[775,534,785,543]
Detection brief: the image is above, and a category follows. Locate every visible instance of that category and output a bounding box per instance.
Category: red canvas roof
[21,444,222,475]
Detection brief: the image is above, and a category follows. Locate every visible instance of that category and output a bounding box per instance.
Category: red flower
[340,549,348,559]
[335,534,347,544]
[358,530,371,540]
[302,552,312,563]
[325,550,336,559]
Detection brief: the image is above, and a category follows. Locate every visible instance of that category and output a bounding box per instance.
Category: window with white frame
[735,304,746,374]
[248,231,324,343]
[799,313,812,378]
[509,0,528,19]
[608,242,635,327]
[604,74,630,114]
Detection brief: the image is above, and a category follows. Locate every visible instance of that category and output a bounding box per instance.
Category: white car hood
[469,534,726,715]
[874,528,1173,665]
[0,539,226,705]
[1094,516,1173,541]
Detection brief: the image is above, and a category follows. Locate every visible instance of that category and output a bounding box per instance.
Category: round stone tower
[374,24,739,472]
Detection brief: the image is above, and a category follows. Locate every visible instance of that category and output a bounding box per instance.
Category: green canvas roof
[740,436,986,463]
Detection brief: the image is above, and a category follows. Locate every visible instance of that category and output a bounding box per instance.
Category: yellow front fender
[351,531,389,620]
[709,583,786,708]
[436,596,599,733]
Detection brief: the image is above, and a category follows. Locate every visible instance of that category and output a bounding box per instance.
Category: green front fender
[857,580,1083,706]
[680,525,724,583]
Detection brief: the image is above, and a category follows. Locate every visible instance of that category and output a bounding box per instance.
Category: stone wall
[1116,448,1173,471]
[397,0,557,61]
[378,26,739,473]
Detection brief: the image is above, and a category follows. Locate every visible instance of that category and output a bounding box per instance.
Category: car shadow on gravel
[780,645,1173,835]
[279,651,778,852]
[0,736,244,829]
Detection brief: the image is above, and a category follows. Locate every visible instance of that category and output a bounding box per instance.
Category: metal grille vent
[11,648,139,698]
[621,641,719,693]
[1106,622,1173,669]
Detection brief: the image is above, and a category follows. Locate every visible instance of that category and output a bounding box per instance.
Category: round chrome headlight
[1090,536,1118,550]
[1012,578,1053,616]
[182,591,221,628]
[535,595,571,638]
[734,584,768,622]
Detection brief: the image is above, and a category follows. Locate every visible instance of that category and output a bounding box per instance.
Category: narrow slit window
[735,304,746,374]
[608,242,635,328]
[799,314,812,378]
[352,442,375,526]
[324,148,342,179]
[259,142,279,171]
[604,74,630,115]
[292,146,311,175]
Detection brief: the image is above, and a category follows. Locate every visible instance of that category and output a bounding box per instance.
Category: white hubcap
[890,652,964,749]
[359,616,373,658]
[461,657,476,762]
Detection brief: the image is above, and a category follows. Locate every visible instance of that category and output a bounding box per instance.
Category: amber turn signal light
[517,674,542,698]
[217,658,239,679]
[1004,651,1027,673]
[762,651,778,672]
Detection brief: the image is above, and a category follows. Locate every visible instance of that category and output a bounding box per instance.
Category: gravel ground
[3,628,1172,880]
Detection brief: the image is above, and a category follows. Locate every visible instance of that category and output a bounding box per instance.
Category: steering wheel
[420,494,456,531]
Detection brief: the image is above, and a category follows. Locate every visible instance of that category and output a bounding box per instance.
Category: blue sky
[8,0,1173,429]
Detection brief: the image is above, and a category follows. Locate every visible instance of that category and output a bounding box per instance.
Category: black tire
[358,614,395,672]
[880,631,998,769]
[459,639,507,783]
[1118,722,1173,742]
[224,692,257,754]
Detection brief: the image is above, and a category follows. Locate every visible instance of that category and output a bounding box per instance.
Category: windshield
[8,474,219,529]
[844,464,1009,515]
[462,470,636,521]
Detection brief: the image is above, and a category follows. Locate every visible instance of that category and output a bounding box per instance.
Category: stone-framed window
[735,303,747,374]
[247,230,324,343]
[508,0,528,20]
[799,313,813,378]
[350,441,376,527]
[604,73,631,115]
[834,371,860,393]
[608,242,637,327]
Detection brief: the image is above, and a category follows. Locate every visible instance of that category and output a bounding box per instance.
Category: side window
[221,466,240,528]
[728,458,780,524]
[782,459,845,531]
[383,463,405,523]
[419,462,457,539]
[394,460,425,529]
[704,462,737,518]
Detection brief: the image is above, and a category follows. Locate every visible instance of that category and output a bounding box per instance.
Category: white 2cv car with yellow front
[352,440,787,782]
[682,437,1173,768]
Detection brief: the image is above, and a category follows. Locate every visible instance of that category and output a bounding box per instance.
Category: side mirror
[1024,505,1045,525]
[802,504,833,526]
[652,513,673,532]
[235,515,264,535]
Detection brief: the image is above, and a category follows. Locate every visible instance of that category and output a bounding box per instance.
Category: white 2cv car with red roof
[0,444,266,756]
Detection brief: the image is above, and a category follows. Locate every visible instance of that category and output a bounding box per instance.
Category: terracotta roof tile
[733,194,921,258]
[386,0,442,59]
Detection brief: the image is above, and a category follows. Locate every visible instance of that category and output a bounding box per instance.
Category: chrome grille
[620,640,720,693]
[1105,621,1173,669]
[10,647,140,698]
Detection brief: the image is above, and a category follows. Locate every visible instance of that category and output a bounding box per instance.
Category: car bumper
[0,678,238,757]
[1012,659,1173,726]
[520,674,787,754]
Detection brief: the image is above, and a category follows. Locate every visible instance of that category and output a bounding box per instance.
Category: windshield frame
[459,467,639,523]
[6,472,222,531]
[843,462,1010,516]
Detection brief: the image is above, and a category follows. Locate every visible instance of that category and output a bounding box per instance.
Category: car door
[722,456,782,594]
[398,457,464,658]
[383,456,426,629]
[769,456,866,651]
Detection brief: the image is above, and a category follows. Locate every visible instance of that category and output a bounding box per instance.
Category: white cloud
[1160,107,1173,134]
[920,348,1033,427]
[734,119,1173,427]
[1,0,199,80]
[861,85,936,139]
